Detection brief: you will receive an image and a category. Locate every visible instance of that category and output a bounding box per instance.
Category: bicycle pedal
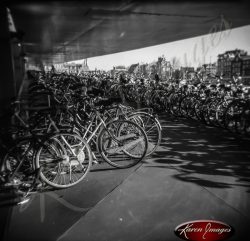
[4,181,21,187]
[35,183,43,189]
[92,160,99,165]
[17,197,31,205]
[21,183,32,188]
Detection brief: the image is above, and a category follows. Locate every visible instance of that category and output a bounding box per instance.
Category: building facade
[180,67,195,80]
[217,49,250,84]
[127,64,139,74]
[111,65,128,77]
[242,56,250,85]
[155,56,171,80]
[203,63,217,76]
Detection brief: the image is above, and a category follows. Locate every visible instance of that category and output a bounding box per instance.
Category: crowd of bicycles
[1,69,249,204]
[0,70,162,203]
[120,74,250,136]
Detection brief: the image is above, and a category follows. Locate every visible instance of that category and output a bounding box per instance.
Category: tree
[170,57,181,70]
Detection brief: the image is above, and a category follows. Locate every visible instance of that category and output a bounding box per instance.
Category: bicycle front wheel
[36,133,92,188]
[97,120,148,168]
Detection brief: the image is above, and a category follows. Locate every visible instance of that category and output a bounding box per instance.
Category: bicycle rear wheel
[97,120,148,168]
[127,112,161,156]
[36,133,92,188]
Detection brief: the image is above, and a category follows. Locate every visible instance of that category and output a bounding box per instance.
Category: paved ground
[1,114,250,241]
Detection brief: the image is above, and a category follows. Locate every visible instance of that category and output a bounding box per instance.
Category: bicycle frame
[80,110,121,146]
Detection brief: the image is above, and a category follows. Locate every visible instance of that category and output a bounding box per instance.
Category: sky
[71,25,250,71]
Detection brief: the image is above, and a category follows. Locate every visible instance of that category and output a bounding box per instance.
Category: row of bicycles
[121,80,250,136]
[0,72,162,203]
[1,69,249,204]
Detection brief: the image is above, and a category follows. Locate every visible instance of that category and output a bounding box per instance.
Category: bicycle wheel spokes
[36,133,92,188]
[128,112,161,156]
[98,120,148,168]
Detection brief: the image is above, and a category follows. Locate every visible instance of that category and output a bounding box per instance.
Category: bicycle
[60,97,149,169]
[1,103,93,191]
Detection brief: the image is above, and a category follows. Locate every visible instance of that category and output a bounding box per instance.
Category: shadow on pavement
[144,113,250,192]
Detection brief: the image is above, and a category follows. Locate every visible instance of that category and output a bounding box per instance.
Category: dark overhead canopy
[6,0,250,65]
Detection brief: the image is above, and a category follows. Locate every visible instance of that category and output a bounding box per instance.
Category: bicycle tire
[127,112,161,156]
[36,133,92,188]
[97,120,148,168]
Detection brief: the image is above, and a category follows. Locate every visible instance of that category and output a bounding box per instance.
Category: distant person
[51,65,56,73]
[155,73,160,83]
